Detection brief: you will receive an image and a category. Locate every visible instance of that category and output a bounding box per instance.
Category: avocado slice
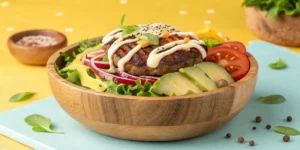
[179,66,217,92]
[196,62,234,84]
[152,72,202,96]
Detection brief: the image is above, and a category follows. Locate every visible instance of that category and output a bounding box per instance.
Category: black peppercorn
[226,133,231,138]
[283,135,290,142]
[255,116,262,123]
[266,125,271,129]
[238,137,244,143]
[252,127,256,130]
[249,140,255,146]
[287,116,292,122]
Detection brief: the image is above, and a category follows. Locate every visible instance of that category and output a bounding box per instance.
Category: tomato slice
[205,47,250,81]
[219,41,247,55]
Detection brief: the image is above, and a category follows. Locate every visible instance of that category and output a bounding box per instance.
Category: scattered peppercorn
[255,116,262,123]
[217,79,228,88]
[283,135,290,142]
[266,125,271,129]
[225,133,231,139]
[287,116,292,122]
[252,127,256,130]
[238,137,244,143]
[249,140,255,146]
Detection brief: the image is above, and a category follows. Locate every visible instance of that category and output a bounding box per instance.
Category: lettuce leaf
[105,80,157,96]
[200,38,222,48]
[243,0,300,19]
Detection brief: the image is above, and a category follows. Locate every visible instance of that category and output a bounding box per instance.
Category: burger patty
[103,35,207,76]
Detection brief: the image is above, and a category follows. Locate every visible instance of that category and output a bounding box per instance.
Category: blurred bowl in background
[7,29,67,65]
[245,7,300,47]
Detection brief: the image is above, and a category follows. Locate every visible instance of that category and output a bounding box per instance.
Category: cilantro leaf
[200,38,222,48]
[138,33,159,45]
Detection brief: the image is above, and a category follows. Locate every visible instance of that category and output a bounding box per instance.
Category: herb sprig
[25,114,64,134]
[119,14,140,36]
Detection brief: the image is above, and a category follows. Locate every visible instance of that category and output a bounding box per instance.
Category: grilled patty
[103,35,206,76]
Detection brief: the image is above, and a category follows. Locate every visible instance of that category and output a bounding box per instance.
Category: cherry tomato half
[218,41,247,55]
[205,47,250,81]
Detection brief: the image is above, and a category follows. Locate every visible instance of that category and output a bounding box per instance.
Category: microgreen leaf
[258,95,285,104]
[9,92,36,102]
[120,25,140,36]
[138,33,159,45]
[120,14,126,25]
[200,37,222,48]
[119,14,140,36]
[24,114,64,134]
[273,126,300,136]
[269,59,287,69]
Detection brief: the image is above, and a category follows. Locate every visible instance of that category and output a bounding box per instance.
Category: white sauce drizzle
[102,23,207,73]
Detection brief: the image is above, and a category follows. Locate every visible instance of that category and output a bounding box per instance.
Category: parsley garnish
[119,14,140,36]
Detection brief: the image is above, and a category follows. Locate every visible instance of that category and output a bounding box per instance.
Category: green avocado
[152,72,202,96]
[61,44,107,91]
[179,66,217,92]
[195,62,235,84]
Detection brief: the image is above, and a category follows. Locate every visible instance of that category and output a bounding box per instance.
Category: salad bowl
[47,37,258,141]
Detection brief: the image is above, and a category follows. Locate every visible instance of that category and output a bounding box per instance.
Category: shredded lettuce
[105,80,158,96]
[200,38,222,48]
[243,0,300,19]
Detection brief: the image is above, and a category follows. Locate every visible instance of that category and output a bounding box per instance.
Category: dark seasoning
[225,115,296,147]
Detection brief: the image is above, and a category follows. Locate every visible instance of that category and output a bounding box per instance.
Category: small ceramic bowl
[7,29,67,65]
[47,37,258,141]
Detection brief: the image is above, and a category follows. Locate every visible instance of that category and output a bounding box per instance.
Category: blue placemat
[1,41,300,150]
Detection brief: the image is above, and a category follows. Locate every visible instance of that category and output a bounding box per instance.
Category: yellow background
[0,0,299,149]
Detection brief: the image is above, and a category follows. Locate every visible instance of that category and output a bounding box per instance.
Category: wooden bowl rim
[7,29,67,50]
[47,37,258,101]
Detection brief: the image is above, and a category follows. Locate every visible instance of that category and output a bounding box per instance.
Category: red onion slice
[115,69,157,84]
[83,54,110,69]
[90,55,137,85]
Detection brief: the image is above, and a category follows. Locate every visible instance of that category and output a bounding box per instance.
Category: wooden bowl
[245,7,300,47]
[47,37,258,141]
[7,29,67,65]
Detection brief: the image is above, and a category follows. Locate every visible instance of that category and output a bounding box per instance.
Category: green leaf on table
[24,114,64,134]
[119,14,140,36]
[258,95,285,104]
[138,33,159,45]
[273,126,300,136]
[269,59,287,69]
[199,37,222,48]
[9,92,36,102]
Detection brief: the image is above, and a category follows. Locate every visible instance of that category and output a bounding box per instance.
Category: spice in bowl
[16,35,58,47]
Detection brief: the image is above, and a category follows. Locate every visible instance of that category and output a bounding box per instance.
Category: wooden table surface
[0,0,299,149]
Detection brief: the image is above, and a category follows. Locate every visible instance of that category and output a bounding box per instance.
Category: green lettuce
[200,38,222,48]
[105,80,158,96]
[243,0,300,19]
